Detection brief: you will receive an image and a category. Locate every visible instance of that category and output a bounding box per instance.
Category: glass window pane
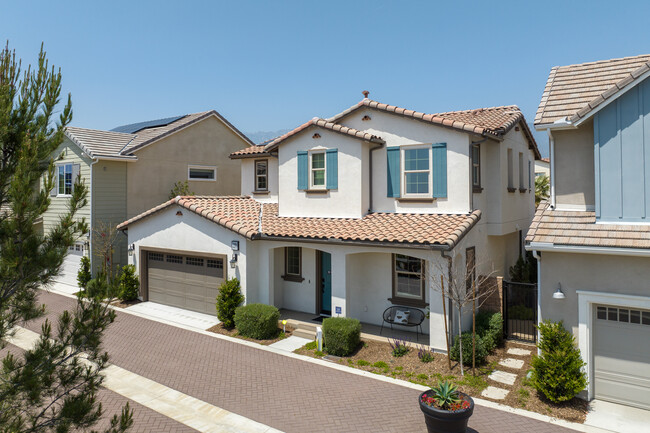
[257,176,267,190]
[286,247,300,275]
[619,309,629,323]
[596,306,607,320]
[631,310,641,324]
[189,168,215,180]
[404,148,429,171]
[312,169,325,186]
[607,307,618,321]
[406,172,429,194]
[311,153,325,169]
[256,161,267,175]
[643,311,650,326]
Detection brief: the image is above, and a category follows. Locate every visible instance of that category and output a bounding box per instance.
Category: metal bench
[380,306,425,341]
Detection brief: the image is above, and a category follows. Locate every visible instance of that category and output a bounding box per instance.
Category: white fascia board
[526,241,650,257]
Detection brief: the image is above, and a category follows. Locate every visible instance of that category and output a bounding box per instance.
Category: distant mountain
[527,122,549,159]
[244,129,291,145]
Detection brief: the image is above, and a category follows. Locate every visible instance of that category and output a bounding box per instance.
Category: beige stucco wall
[553,122,595,208]
[127,115,246,218]
[539,251,650,337]
[42,137,92,239]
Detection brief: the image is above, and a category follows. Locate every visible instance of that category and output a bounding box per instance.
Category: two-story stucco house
[118,95,540,351]
[527,55,650,410]
[44,111,253,284]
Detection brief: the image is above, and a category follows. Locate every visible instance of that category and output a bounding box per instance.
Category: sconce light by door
[230,253,238,268]
[127,243,135,256]
[552,283,566,300]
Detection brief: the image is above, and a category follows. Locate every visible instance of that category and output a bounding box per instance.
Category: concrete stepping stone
[507,348,531,356]
[499,358,525,369]
[481,386,510,400]
[488,370,517,386]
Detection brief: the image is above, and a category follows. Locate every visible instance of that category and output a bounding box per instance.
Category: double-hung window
[392,254,425,304]
[255,160,268,191]
[283,247,303,282]
[402,146,430,197]
[310,151,326,189]
[57,164,73,196]
[472,144,481,191]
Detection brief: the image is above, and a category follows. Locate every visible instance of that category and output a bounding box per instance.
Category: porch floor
[279,309,430,347]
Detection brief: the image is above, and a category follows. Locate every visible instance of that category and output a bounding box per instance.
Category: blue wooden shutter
[386,146,400,197]
[297,151,308,190]
[432,143,447,198]
[326,148,338,189]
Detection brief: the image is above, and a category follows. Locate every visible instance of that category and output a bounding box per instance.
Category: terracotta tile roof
[118,196,481,249]
[535,54,650,127]
[263,118,385,152]
[526,201,650,249]
[229,145,272,159]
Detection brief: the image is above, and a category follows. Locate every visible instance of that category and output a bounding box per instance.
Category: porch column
[330,252,347,317]
[257,245,274,306]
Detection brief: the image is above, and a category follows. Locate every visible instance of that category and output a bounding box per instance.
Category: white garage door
[146,251,226,315]
[594,305,650,410]
[54,243,85,287]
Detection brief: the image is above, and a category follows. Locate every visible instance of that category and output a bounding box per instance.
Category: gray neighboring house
[528,54,650,410]
[42,111,253,285]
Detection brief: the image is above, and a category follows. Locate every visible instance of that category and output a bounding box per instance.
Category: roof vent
[312,133,321,139]
[362,90,369,98]
[362,115,371,121]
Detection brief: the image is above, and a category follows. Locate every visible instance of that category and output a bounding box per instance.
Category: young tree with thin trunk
[0,43,132,432]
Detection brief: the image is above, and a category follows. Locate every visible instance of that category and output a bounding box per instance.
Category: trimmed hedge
[234,303,279,340]
[216,278,245,329]
[322,317,361,356]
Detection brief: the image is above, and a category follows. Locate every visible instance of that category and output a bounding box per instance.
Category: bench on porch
[380,306,426,341]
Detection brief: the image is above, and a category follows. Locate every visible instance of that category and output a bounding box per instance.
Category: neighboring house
[527,54,650,410]
[119,95,540,351]
[534,157,550,177]
[44,111,253,284]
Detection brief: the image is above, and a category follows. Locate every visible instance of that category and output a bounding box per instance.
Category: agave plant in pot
[419,381,474,433]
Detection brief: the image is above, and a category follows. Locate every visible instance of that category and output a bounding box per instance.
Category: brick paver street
[24,291,578,433]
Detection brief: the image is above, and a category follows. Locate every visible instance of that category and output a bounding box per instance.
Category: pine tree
[0,43,132,432]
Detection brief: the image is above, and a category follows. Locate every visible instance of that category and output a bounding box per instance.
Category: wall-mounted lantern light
[552,283,566,300]
[230,253,238,268]
[127,243,135,256]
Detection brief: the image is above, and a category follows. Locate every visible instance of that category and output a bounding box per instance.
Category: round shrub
[531,320,587,403]
[450,332,489,366]
[216,278,245,329]
[322,317,361,356]
[234,303,279,340]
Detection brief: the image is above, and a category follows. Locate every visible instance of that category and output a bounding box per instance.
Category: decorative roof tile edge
[229,145,273,159]
[263,118,385,151]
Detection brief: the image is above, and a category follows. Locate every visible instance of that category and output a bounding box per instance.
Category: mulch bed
[294,338,587,423]
[110,299,143,309]
[206,323,294,345]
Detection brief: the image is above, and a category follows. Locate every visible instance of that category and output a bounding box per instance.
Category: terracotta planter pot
[418,391,474,433]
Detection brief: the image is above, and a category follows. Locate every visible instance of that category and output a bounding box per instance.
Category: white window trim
[188,165,217,182]
[254,160,268,192]
[309,150,326,190]
[576,290,650,401]
[56,163,73,197]
[400,144,432,198]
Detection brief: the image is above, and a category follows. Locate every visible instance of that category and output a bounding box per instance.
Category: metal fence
[502,280,537,343]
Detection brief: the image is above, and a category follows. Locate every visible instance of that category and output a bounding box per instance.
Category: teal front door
[320,252,332,315]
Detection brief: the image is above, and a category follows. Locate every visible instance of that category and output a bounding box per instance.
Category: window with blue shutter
[386,147,400,197]
[431,143,447,198]
[297,151,308,190]
[326,148,338,190]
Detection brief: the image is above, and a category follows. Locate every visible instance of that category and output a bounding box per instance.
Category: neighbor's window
[518,152,524,190]
[310,152,326,188]
[403,147,430,196]
[57,164,73,196]
[507,148,514,190]
[393,254,425,302]
[255,160,268,191]
[188,165,216,181]
[472,144,481,190]
[283,247,303,281]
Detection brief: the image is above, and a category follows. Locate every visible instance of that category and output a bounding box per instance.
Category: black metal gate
[503,280,537,343]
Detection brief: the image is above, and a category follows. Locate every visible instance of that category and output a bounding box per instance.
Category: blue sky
[3,0,650,154]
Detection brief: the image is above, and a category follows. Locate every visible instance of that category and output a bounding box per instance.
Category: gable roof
[65,110,254,160]
[535,54,650,127]
[229,145,272,159]
[118,196,481,250]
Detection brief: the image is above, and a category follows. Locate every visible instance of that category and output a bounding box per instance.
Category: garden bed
[295,338,587,423]
[110,299,143,309]
[207,323,294,345]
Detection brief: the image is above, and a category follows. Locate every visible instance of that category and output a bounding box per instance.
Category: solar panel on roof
[110,115,187,134]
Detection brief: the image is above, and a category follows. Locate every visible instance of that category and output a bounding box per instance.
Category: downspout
[532,249,541,353]
[368,143,383,213]
[548,129,556,209]
[440,249,454,348]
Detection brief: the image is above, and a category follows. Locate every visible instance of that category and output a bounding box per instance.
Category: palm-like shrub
[216,278,245,329]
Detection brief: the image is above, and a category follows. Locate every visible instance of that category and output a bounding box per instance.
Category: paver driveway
[24,291,578,433]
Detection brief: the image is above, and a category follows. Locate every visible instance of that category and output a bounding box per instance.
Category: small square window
[631,310,641,324]
[186,257,204,267]
[596,306,607,320]
[619,309,629,323]
[607,307,618,321]
[149,252,164,261]
[643,311,650,326]
[188,166,216,181]
[166,254,183,264]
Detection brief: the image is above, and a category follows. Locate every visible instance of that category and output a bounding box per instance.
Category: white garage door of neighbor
[147,251,226,316]
[594,305,650,410]
[54,243,85,287]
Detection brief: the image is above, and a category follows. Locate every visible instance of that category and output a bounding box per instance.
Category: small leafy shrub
[322,317,361,356]
[418,345,435,363]
[118,264,140,301]
[531,320,587,403]
[77,256,91,289]
[216,278,245,329]
[450,332,489,366]
[357,359,370,366]
[169,180,194,199]
[234,303,279,340]
[372,361,388,369]
[389,338,410,357]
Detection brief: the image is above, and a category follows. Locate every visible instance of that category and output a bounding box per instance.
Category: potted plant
[419,381,474,433]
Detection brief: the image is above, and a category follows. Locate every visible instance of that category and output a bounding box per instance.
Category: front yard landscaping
[207,322,294,345]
